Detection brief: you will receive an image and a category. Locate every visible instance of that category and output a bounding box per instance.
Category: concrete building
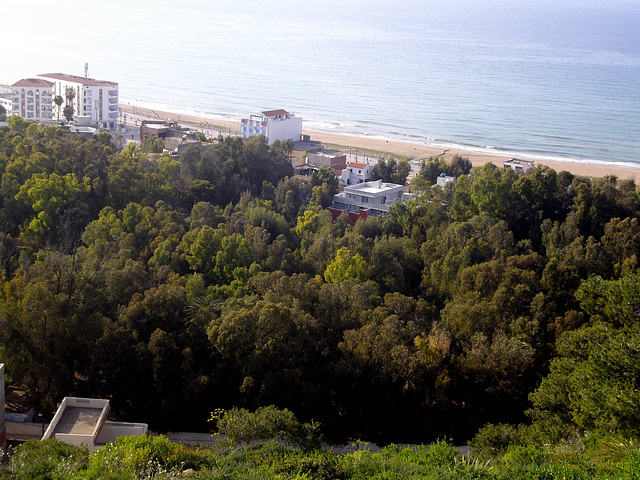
[0,90,12,115]
[42,397,147,451]
[503,158,535,172]
[308,152,347,175]
[38,73,119,129]
[341,161,373,185]
[10,79,54,121]
[240,109,302,144]
[436,173,455,187]
[329,180,406,220]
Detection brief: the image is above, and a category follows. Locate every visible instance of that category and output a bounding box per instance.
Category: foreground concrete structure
[42,397,147,450]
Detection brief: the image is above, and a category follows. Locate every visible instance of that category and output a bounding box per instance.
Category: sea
[3,0,640,168]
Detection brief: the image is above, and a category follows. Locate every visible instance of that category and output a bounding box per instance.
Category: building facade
[329,180,405,219]
[341,161,373,185]
[240,109,302,144]
[10,79,54,121]
[38,73,119,129]
[0,87,12,115]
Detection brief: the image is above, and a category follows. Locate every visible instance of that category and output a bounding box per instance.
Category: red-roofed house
[11,79,54,121]
[341,161,373,185]
[38,73,119,129]
[240,109,303,145]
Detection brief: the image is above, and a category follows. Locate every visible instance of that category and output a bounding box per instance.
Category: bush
[213,405,322,451]
[469,423,523,459]
[7,438,89,480]
[88,434,192,477]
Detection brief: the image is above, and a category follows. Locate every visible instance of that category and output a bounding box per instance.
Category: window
[381,196,386,204]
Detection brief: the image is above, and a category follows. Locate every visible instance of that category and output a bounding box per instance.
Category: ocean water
[4,0,640,167]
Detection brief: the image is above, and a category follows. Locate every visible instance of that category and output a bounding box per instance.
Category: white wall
[267,116,302,144]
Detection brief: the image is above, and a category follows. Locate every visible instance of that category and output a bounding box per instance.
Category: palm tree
[65,86,75,106]
[53,95,63,121]
[64,87,76,123]
[282,138,294,156]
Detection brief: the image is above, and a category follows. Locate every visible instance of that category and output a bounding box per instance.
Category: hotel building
[38,73,119,129]
[10,79,54,121]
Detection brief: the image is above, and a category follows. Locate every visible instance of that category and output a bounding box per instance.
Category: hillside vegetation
[1,118,640,456]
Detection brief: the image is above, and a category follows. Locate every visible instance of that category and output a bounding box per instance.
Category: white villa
[329,180,406,219]
[503,158,535,172]
[341,161,373,185]
[240,109,302,144]
[10,79,54,121]
[38,73,119,129]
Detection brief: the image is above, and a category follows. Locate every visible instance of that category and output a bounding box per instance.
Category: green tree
[372,158,411,184]
[62,105,74,122]
[324,247,369,284]
[529,272,640,439]
[15,172,91,252]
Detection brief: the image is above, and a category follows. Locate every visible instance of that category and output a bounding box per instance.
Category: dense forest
[1,116,639,454]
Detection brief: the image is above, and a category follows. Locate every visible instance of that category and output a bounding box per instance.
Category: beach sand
[119,104,640,182]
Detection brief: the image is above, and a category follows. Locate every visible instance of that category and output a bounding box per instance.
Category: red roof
[39,73,118,87]
[12,78,54,88]
[349,162,368,169]
[262,109,290,118]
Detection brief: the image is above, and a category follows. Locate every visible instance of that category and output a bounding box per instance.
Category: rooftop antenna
[85,62,89,80]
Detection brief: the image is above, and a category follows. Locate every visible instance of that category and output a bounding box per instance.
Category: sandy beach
[119,104,640,182]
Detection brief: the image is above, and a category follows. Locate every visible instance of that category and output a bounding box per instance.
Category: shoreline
[119,104,640,182]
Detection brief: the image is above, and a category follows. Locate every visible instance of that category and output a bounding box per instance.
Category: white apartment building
[0,86,12,115]
[38,73,119,129]
[10,79,54,121]
[240,109,302,145]
[330,180,406,218]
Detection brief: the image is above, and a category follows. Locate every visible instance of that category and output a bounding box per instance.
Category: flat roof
[345,180,403,195]
[54,406,103,435]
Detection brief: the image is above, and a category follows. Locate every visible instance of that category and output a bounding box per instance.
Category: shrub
[8,438,89,480]
[212,405,322,451]
[88,434,185,477]
[469,423,522,459]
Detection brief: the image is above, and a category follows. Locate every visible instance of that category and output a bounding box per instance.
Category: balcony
[109,97,118,104]
[108,90,117,96]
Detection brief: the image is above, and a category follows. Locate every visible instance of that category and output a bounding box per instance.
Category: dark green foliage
[371,157,411,185]
[419,154,471,184]
[2,118,640,451]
